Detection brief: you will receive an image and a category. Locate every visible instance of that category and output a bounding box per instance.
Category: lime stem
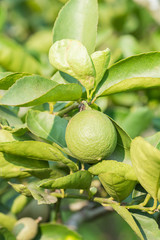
[94,197,120,206]
[49,102,54,114]
[86,89,90,101]
[139,193,151,207]
[50,192,158,214]
[55,102,79,117]
[35,217,42,224]
[91,96,97,104]
[51,192,88,200]
[125,198,158,213]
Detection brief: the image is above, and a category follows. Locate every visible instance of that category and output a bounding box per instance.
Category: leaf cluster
[0,0,160,239]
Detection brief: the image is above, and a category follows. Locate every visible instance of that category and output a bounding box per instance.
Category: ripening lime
[13,217,38,240]
[65,109,117,163]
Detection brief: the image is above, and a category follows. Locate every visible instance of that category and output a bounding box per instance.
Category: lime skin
[13,217,38,240]
[65,109,117,163]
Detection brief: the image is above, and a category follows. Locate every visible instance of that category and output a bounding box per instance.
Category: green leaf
[53,0,98,55]
[26,109,68,147]
[96,52,160,97]
[0,34,42,74]
[0,227,16,240]
[51,71,68,84]
[0,152,49,179]
[27,182,57,205]
[88,160,136,179]
[110,204,144,240]
[9,183,32,197]
[1,125,28,137]
[34,223,82,240]
[121,107,153,138]
[22,163,69,180]
[145,132,160,147]
[0,213,16,231]
[91,48,110,87]
[132,212,160,240]
[49,39,96,90]
[0,129,31,142]
[131,137,160,200]
[0,75,82,107]
[0,152,30,178]
[0,72,12,79]
[9,182,58,205]
[38,170,92,190]
[21,168,53,180]
[0,141,78,172]
[0,72,30,90]
[109,117,131,164]
[0,129,18,142]
[89,160,137,202]
[156,142,160,150]
[0,106,23,127]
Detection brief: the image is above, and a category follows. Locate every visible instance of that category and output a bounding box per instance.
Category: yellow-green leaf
[89,160,137,202]
[39,170,92,190]
[91,48,110,87]
[49,39,96,90]
[131,137,160,200]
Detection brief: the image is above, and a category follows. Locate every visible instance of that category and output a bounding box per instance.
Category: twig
[54,102,79,117]
[51,192,88,200]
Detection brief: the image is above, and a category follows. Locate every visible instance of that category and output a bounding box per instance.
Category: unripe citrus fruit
[65,109,117,163]
[13,217,38,240]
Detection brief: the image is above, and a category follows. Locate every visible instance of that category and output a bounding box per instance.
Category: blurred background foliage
[0,0,160,239]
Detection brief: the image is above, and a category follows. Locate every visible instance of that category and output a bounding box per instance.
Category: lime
[65,109,117,163]
[13,217,38,240]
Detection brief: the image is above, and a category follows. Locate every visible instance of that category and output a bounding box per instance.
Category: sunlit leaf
[39,170,92,190]
[53,0,98,55]
[109,117,131,164]
[110,204,143,240]
[34,223,82,240]
[0,140,78,172]
[89,160,137,202]
[132,211,160,240]
[27,182,57,205]
[91,48,110,87]
[49,39,96,90]
[0,72,30,90]
[0,152,49,179]
[26,109,68,147]
[96,52,160,97]
[131,137,160,200]
[0,75,82,107]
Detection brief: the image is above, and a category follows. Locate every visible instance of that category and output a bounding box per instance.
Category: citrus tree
[0,0,160,239]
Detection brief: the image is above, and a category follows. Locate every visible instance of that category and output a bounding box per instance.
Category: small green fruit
[65,109,117,163]
[13,217,38,240]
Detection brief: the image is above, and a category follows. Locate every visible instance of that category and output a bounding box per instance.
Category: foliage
[0,0,160,239]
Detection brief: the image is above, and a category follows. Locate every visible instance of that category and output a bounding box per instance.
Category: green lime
[65,109,117,163]
[13,217,38,240]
